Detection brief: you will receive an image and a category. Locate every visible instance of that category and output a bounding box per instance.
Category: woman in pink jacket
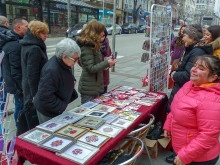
[164,55,220,165]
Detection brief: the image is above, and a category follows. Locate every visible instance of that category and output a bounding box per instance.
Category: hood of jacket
[191,40,213,55]
[0,29,18,48]
[209,36,220,51]
[76,39,95,48]
[19,28,46,52]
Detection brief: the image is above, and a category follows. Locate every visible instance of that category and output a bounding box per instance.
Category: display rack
[0,81,15,165]
[141,4,172,94]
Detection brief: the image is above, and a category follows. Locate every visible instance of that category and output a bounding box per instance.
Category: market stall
[13,86,168,165]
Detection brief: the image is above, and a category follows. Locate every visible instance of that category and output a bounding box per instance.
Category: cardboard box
[145,135,171,159]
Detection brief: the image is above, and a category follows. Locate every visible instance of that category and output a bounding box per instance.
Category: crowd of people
[165,24,220,165]
[0,15,220,165]
[0,17,117,135]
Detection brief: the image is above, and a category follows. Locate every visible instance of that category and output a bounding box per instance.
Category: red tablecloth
[14,94,168,165]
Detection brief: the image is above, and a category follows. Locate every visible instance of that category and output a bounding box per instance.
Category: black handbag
[71,88,78,102]
[16,103,39,136]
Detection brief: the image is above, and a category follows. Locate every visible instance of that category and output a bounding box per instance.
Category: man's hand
[74,81,76,87]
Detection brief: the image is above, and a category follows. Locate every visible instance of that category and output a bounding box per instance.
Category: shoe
[165,153,176,164]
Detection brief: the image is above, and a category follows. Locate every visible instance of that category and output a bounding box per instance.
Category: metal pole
[111,0,117,72]
[67,0,71,37]
[103,0,105,23]
[47,0,51,34]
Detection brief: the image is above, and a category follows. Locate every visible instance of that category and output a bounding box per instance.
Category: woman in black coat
[19,20,49,134]
[34,38,80,123]
[168,24,213,113]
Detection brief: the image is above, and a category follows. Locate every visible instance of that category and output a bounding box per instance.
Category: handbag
[16,103,39,135]
[71,88,78,102]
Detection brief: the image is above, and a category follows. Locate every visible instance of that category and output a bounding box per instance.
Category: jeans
[14,95,23,128]
[0,87,7,111]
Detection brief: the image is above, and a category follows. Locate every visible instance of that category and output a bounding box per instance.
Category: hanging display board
[141,4,172,94]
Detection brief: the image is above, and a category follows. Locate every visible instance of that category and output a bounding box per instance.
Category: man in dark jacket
[1,18,28,127]
[34,38,81,123]
[0,16,9,117]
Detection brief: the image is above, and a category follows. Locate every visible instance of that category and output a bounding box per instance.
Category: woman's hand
[171,71,176,80]
[108,59,118,67]
[174,156,185,165]
[164,130,171,139]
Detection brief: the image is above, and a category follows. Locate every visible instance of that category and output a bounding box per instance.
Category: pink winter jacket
[163,81,220,164]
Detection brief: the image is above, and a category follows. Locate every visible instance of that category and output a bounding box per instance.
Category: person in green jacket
[77,19,117,104]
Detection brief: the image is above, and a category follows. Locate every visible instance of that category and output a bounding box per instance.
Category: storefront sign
[99,9,113,15]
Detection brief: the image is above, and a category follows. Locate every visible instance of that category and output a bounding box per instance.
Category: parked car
[174,25,181,32]
[66,22,87,39]
[106,24,122,35]
[137,25,149,33]
[121,23,138,34]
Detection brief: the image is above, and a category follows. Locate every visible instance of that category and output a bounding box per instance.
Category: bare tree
[133,0,141,24]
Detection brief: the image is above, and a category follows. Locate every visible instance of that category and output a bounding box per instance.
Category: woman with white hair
[34,38,81,123]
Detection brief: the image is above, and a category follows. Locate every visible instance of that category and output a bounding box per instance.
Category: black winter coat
[20,28,48,105]
[34,56,78,118]
[1,31,23,96]
[0,25,14,50]
[167,41,213,112]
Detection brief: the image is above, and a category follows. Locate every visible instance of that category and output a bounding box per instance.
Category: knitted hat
[183,25,203,41]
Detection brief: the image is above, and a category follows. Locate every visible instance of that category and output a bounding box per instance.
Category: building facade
[0,0,99,34]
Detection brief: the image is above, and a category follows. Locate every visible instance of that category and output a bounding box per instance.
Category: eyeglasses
[68,57,79,62]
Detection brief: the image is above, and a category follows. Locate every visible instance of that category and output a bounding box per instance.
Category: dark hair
[194,55,220,83]
[206,25,220,41]
[12,17,27,29]
[104,28,108,37]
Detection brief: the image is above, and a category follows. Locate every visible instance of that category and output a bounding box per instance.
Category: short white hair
[55,38,81,59]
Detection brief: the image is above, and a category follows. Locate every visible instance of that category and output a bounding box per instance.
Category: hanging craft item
[141,4,172,94]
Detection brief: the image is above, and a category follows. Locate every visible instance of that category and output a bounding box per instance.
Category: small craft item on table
[75,117,105,129]
[77,131,110,148]
[123,103,141,111]
[86,111,108,118]
[111,118,133,129]
[102,114,118,124]
[56,125,89,139]
[93,124,123,138]
[114,86,133,92]
[80,101,99,109]
[68,107,92,116]
[39,135,76,153]
[18,128,52,145]
[92,104,116,112]
[56,141,99,165]
[54,113,83,124]
[37,121,68,133]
